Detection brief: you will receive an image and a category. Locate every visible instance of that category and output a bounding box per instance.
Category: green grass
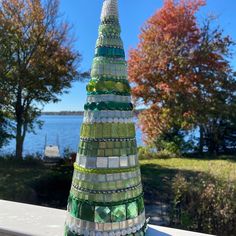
[0,158,73,208]
[0,155,235,208]
[140,156,236,204]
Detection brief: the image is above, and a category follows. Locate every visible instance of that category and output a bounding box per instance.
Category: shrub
[138,146,179,159]
[137,146,157,159]
[171,173,236,236]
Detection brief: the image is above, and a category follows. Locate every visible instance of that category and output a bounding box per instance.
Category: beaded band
[72,183,142,195]
[84,102,133,111]
[74,163,139,174]
[80,137,136,142]
[70,185,143,203]
[65,212,146,236]
[87,94,131,103]
[84,110,133,119]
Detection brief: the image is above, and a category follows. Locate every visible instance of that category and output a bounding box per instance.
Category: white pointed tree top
[101,0,119,20]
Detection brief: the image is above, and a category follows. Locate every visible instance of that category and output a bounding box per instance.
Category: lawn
[0,158,73,208]
[140,156,236,204]
[0,155,235,208]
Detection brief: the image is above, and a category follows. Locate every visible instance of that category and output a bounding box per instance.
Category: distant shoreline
[42,110,144,116]
[42,111,84,116]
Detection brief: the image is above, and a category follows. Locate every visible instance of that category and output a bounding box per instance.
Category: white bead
[132,227,137,233]
[115,231,121,236]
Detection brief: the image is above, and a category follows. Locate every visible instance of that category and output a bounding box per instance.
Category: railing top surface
[0,200,213,236]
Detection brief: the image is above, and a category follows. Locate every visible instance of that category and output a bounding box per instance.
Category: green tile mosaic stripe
[68,196,145,223]
[101,15,119,24]
[76,155,138,169]
[95,47,125,58]
[80,123,135,139]
[73,168,141,183]
[91,63,127,78]
[69,192,144,207]
[96,35,123,48]
[87,90,130,96]
[99,24,121,35]
[72,176,141,191]
[78,139,137,157]
[92,57,127,66]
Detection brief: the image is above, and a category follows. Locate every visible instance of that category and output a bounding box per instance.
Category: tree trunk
[15,118,23,159]
[15,86,24,159]
[199,125,204,154]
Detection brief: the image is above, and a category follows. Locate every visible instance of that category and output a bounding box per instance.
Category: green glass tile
[71,198,79,217]
[114,142,121,148]
[107,141,113,149]
[91,149,97,156]
[95,206,111,223]
[111,204,126,222]
[121,142,126,148]
[113,148,120,156]
[137,197,145,214]
[105,149,113,156]
[97,149,105,156]
[120,148,127,156]
[79,203,94,221]
[127,202,138,219]
[99,142,106,149]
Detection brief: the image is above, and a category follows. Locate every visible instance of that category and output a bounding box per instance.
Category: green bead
[111,204,126,222]
[95,206,111,223]
[127,202,138,219]
[105,80,114,90]
[96,81,106,91]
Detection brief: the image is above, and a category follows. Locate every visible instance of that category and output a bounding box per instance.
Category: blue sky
[43,0,236,112]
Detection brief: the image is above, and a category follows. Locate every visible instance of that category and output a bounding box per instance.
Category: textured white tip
[101,0,119,20]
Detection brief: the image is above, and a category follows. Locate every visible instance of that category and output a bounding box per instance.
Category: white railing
[0,200,213,236]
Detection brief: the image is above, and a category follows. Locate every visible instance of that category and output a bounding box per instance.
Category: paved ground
[146,204,170,226]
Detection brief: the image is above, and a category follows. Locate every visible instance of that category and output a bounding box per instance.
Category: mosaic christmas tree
[65,0,147,235]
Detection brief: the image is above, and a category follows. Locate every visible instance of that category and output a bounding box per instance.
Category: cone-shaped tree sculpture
[65,1,147,235]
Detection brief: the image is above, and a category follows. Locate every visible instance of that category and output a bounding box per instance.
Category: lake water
[0,115,143,156]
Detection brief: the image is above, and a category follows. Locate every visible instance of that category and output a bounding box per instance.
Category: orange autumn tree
[128,0,236,152]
